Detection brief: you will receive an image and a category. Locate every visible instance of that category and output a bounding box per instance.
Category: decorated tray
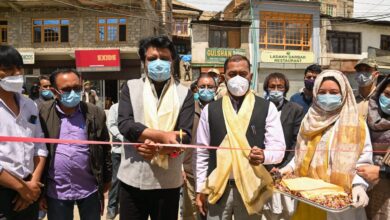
[271,173,353,213]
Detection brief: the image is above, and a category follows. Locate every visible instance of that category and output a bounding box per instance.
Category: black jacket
[39,100,112,200]
[277,100,305,168]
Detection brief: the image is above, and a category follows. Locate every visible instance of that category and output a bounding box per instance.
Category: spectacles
[57,85,82,94]
[198,85,216,90]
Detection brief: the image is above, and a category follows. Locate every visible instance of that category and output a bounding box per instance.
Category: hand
[39,197,48,211]
[103,182,111,193]
[158,131,186,155]
[248,146,264,166]
[136,139,158,160]
[196,193,208,216]
[279,166,293,176]
[182,171,188,186]
[16,181,42,203]
[13,194,31,212]
[356,165,380,183]
[352,185,369,208]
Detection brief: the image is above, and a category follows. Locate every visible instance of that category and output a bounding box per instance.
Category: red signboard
[75,49,121,72]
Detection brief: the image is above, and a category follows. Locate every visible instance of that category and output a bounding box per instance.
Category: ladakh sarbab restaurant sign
[206,48,246,63]
[75,49,121,72]
[260,50,314,64]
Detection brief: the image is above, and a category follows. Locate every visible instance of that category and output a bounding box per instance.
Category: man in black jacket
[38,68,111,220]
[262,72,304,219]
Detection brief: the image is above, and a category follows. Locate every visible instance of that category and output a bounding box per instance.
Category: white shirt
[107,103,124,154]
[194,102,286,192]
[0,93,48,179]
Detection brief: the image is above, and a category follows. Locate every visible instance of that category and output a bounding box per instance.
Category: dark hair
[321,76,342,95]
[305,64,322,76]
[0,45,23,69]
[38,75,50,86]
[196,73,217,87]
[263,72,290,95]
[377,75,390,98]
[223,54,251,74]
[138,35,177,63]
[50,68,81,89]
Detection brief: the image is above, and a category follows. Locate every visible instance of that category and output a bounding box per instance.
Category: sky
[179,0,390,20]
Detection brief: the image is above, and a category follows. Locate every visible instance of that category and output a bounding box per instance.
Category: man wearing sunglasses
[38,68,112,220]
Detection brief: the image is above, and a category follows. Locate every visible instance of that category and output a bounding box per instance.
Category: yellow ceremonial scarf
[143,77,180,169]
[202,92,273,215]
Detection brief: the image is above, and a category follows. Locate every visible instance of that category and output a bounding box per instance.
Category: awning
[75,49,121,72]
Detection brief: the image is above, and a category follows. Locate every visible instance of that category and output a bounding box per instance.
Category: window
[33,19,69,43]
[175,44,187,54]
[381,35,390,51]
[209,28,240,48]
[98,18,127,42]
[0,21,7,43]
[172,18,188,36]
[324,4,336,16]
[259,12,312,51]
[327,31,361,54]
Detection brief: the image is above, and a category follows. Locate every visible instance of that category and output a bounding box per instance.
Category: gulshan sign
[206,48,246,63]
[261,50,314,64]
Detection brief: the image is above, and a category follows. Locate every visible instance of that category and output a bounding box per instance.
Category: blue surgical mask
[198,88,215,102]
[379,94,390,115]
[317,94,342,112]
[355,72,373,87]
[40,89,53,99]
[194,92,199,101]
[147,59,171,82]
[268,90,284,103]
[60,90,81,108]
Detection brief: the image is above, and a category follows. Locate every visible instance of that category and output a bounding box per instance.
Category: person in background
[29,83,40,101]
[35,75,54,107]
[207,68,227,100]
[39,68,112,220]
[118,35,194,220]
[195,55,286,220]
[0,45,48,220]
[262,72,304,220]
[106,102,124,220]
[279,70,372,220]
[357,152,390,182]
[82,81,99,105]
[363,74,390,220]
[354,58,380,120]
[290,64,322,113]
[182,73,217,220]
[191,81,199,101]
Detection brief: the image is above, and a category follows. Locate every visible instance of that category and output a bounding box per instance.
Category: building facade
[0,0,172,109]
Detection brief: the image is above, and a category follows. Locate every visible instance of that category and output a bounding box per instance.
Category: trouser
[181,175,206,220]
[46,192,100,220]
[119,182,180,220]
[207,182,260,220]
[0,187,39,220]
[107,152,121,216]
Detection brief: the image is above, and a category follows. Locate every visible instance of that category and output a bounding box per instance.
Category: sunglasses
[57,85,83,94]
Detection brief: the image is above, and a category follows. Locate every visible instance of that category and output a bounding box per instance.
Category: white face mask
[227,75,249,97]
[0,75,24,93]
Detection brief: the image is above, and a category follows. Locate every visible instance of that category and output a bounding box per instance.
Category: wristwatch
[379,165,390,179]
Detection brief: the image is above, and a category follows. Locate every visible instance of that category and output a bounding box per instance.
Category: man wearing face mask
[354,58,380,119]
[0,45,48,220]
[290,64,322,113]
[117,36,194,220]
[195,55,286,219]
[38,68,112,220]
[182,73,217,220]
[262,72,304,219]
[35,75,54,107]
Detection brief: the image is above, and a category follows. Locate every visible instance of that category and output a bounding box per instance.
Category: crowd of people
[0,35,389,220]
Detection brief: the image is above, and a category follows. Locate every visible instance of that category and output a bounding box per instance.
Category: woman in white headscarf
[279,70,373,220]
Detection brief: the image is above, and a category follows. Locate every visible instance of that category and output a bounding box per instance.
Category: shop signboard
[260,50,314,64]
[205,48,246,63]
[75,49,121,72]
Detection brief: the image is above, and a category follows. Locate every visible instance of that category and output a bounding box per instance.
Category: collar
[55,101,81,117]
[0,92,26,117]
